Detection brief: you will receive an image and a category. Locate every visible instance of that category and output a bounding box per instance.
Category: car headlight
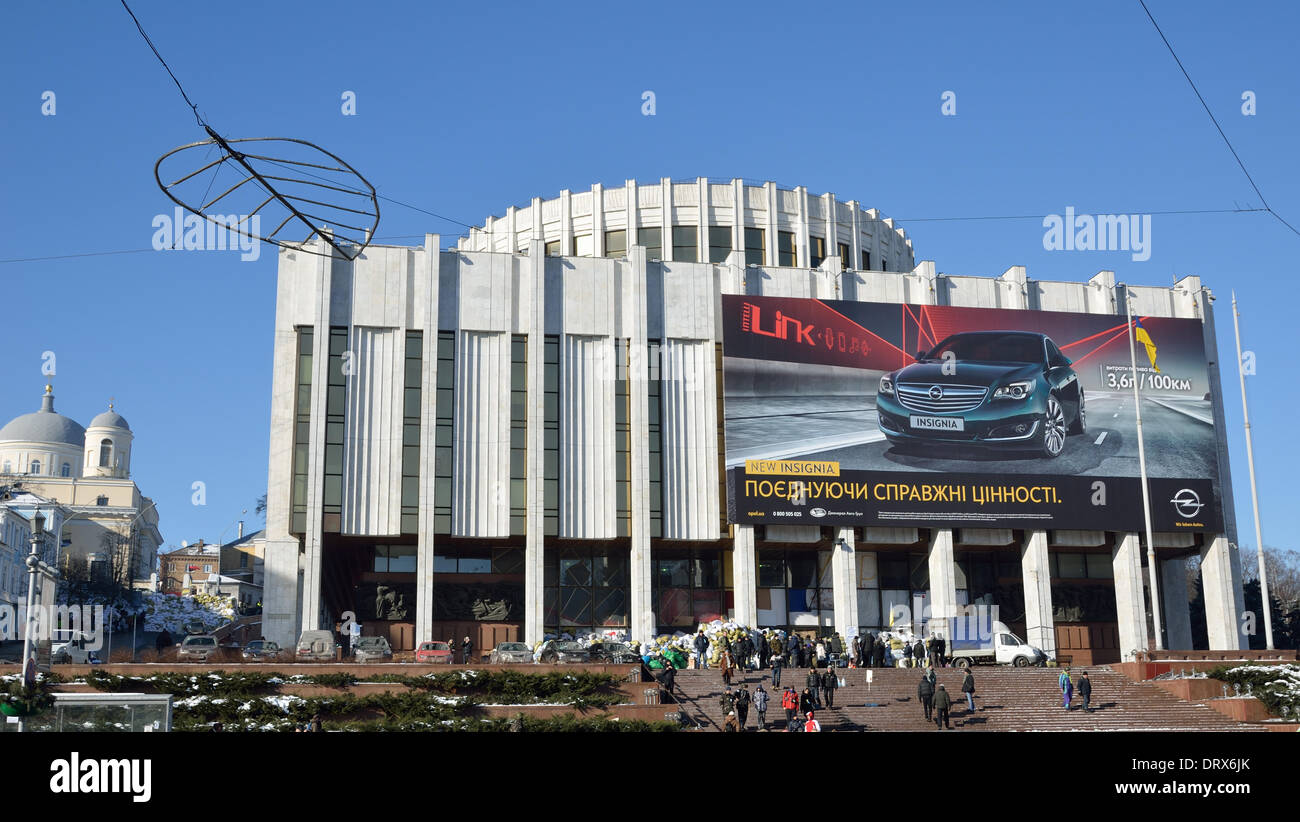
[879,375,895,396]
[992,380,1034,400]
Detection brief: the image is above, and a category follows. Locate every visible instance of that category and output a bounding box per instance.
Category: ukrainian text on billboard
[722,295,1223,531]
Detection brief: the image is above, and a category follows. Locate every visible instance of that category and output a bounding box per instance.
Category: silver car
[489,641,534,664]
[178,635,221,662]
[353,635,393,663]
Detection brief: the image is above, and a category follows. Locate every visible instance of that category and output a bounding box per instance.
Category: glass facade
[744,228,765,266]
[671,226,698,263]
[604,229,627,258]
[290,328,313,534]
[638,227,662,260]
[647,340,663,538]
[323,327,347,528]
[809,235,826,268]
[652,547,730,634]
[510,335,527,535]
[777,231,797,267]
[400,331,421,534]
[615,339,630,538]
[433,332,454,534]
[543,335,559,536]
[707,226,732,263]
[756,547,833,632]
[545,545,630,634]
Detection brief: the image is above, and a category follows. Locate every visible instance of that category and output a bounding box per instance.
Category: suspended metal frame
[155,125,380,260]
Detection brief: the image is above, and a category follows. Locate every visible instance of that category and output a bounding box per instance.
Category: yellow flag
[1133,318,1159,373]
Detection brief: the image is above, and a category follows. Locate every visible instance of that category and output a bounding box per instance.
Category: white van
[50,630,100,664]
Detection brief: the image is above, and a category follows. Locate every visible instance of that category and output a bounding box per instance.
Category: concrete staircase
[667,665,1266,732]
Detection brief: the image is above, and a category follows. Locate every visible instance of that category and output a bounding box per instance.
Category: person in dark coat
[735,683,751,729]
[874,638,886,668]
[913,639,926,668]
[462,635,474,664]
[1078,671,1092,712]
[656,659,677,695]
[770,650,784,688]
[903,641,914,668]
[918,671,935,721]
[820,668,838,709]
[961,668,976,713]
[719,687,735,717]
[798,687,815,717]
[933,684,953,729]
[850,635,860,668]
[805,668,822,708]
[752,684,770,730]
[934,634,947,668]
[154,629,173,655]
[758,632,770,669]
[693,630,710,669]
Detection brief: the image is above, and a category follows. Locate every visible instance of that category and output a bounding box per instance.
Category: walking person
[799,687,815,718]
[821,667,838,709]
[918,670,935,721]
[694,630,710,669]
[1078,670,1092,712]
[850,635,861,669]
[913,638,926,669]
[961,668,976,714]
[719,686,735,719]
[735,683,751,729]
[933,683,953,729]
[462,635,474,664]
[934,633,947,668]
[721,648,734,686]
[753,684,769,730]
[805,668,822,709]
[903,640,913,669]
[770,649,784,688]
[1059,667,1074,710]
[782,687,798,729]
[873,637,886,669]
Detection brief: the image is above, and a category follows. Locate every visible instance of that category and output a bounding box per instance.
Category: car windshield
[927,333,1044,365]
[185,637,216,646]
[556,642,584,651]
[499,643,528,651]
[357,638,387,648]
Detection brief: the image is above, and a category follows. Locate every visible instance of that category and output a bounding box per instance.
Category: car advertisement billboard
[723,294,1224,532]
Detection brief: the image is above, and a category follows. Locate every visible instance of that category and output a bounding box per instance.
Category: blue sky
[1,0,1296,555]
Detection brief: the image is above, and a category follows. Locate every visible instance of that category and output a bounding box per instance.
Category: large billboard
[723,294,1224,532]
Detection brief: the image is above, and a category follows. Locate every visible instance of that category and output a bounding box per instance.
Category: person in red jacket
[804,711,821,732]
[782,687,798,729]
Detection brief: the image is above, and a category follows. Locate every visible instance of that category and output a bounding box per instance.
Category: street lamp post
[20,509,47,690]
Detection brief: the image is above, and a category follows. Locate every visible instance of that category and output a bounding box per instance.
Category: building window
[510,334,527,535]
[400,331,422,535]
[572,234,593,257]
[372,544,417,573]
[1048,552,1114,580]
[716,343,727,536]
[809,235,826,268]
[543,336,559,536]
[777,231,797,267]
[60,463,70,477]
[707,226,732,263]
[96,496,108,506]
[671,226,697,263]
[861,250,871,270]
[603,229,627,258]
[615,339,630,538]
[203,565,212,574]
[652,547,728,634]
[545,545,630,635]
[838,242,850,270]
[756,548,834,634]
[98,439,112,468]
[544,240,561,257]
[744,228,765,266]
[637,227,662,260]
[322,327,348,527]
[434,331,455,534]
[291,327,313,534]
[29,461,40,475]
[240,552,248,569]
[647,340,664,538]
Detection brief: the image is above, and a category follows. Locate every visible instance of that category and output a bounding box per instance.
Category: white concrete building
[261,178,1245,663]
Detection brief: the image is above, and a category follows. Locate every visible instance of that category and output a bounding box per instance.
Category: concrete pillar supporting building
[1112,533,1149,661]
[627,245,654,643]
[1200,535,1241,650]
[926,529,957,642]
[732,525,758,628]
[832,527,859,638]
[414,234,442,643]
[1020,530,1056,658]
[299,241,333,633]
[1160,557,1194,650]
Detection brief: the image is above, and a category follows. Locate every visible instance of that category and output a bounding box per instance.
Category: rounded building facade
[261,179,1246,663]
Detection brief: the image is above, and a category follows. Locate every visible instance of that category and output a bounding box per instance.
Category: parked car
[241,639,284,662]
[876,330,1085,459]
[415,641,454,664]
[353,636,393,663]
[489,641,534,664]
[296,629,340,661]
[50,630,100,664]
[537,640,590,664]
[587,641,640,664]
[177,634,221,662]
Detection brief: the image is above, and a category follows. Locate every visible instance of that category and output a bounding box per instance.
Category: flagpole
[1125,286,1163,650]
[1231,291,1274,649]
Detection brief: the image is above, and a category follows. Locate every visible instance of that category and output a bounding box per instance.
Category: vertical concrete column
[926,529,957,642]
[1200,535,1241,650]
[660,177,673,261]
[1112,532,1149,661]
[764,182,778,267]
[1019,530,1056,657]
[627,245,654,643]
[415,235,442,643]
[559,189,573,257]
[1161,557,1194,650]
[732,525,758,627]
[591,183,604,257]
[625,179,639,249]
[832,527,859,639]
[299,241,333,633]
[523,240,547,645]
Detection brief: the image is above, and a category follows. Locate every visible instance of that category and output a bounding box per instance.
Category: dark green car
[876,331,1085,458]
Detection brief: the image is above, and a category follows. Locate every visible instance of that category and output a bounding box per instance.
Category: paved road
[728,391,1217,479]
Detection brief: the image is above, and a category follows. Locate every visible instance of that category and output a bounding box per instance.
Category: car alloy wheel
[1041,395,1066,457]
[1069,388,1086,435]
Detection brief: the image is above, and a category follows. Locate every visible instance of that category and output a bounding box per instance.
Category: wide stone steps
[667,666,1265,732]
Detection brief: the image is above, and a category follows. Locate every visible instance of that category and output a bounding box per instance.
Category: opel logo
[928,385,944,400]
[1170,488,1204,518]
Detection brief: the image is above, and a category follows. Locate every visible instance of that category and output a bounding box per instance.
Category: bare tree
[1243,546,1300,609]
